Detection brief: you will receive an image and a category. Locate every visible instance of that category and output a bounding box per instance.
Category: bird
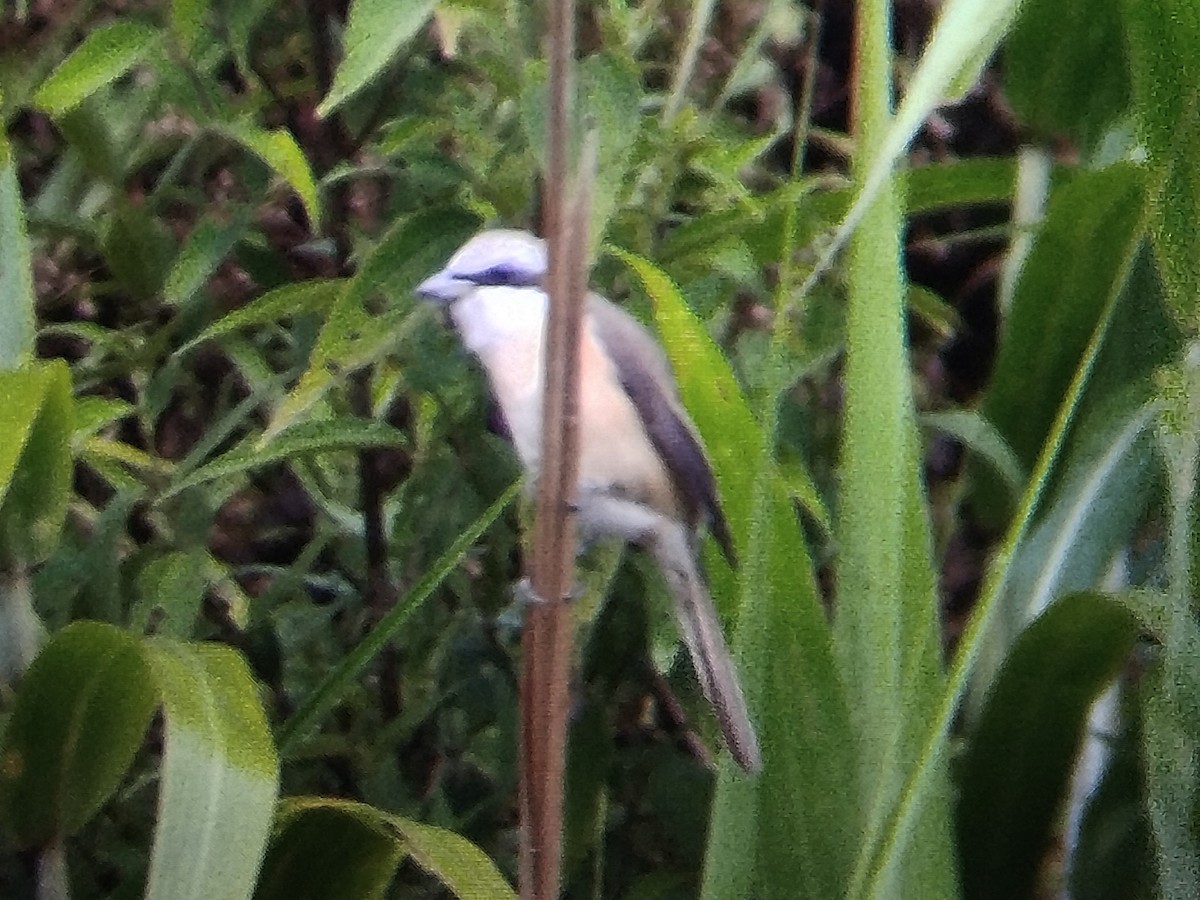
[416,228,761,773]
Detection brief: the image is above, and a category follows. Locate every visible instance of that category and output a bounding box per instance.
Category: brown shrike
[417,229,761,773]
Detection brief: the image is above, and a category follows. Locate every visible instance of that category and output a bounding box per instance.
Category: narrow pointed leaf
[317,0,439,117]
[33,21,160,116]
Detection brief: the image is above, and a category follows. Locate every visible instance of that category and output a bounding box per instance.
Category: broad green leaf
[143,639,279,900]
[837,5,955,891]
[615,251,861,900]
[263,206,478,440]
[33,21,161,116]
[178,279,345,354]
[0,361,74,566]
[317,0,439,117]
[219,124,321,227]
[256,799,405,900]
[164,214,250,308]
[975,164,1147,526]
[1125,1,1200,331]
[1006,0,1130,148]
[0,622,157,846]
[162,418,410,498]
[0,131,34,369]
[956,592,1141,900]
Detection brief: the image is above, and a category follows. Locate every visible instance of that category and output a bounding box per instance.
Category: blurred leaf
[956,591,1141,900]
[0,622,157,846]
[33,21,161,116]
[264,206,478,440]
[922,409,1025,496]
[256,800,405,900]
[133,550,214,638]
[903,157,1024,214]
[615,251,862,900]
[172,0,208,55]
[975,164,1146,527]
[162,418,410,498]
[257,799,517,900]
[219,124,321,228]
[1068,703,1155,900]
[522,52,643,251]
[317,0,439,117]
[164,214,250,308]
[1141,659,1200,898]
[0,130,34,369]
[1006,0,1130,148]
[1125,1,1200,331]
[178,279,345,354]
[907,285,961,341]
[0,361,74,566]
[400,818,518,898]
[277,479,521,754]
[809,0,1024,298]
[143,639,279,900]
[101,200,175,301]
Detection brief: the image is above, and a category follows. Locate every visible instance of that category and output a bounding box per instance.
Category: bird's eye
[471,265,527,286]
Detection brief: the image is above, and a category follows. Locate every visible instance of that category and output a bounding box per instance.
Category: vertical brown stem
[518,0,582,895]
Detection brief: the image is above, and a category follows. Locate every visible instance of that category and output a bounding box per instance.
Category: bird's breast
[450,287,682,521]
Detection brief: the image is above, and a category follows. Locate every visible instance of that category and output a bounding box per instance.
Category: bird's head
[416,229,547,303]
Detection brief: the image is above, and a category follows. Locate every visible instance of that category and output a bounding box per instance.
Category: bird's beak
[415,269,469,304]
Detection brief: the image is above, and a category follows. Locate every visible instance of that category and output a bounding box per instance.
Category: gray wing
[588,295,737,568]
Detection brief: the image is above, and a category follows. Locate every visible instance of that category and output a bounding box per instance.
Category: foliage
[0,0,1197,898]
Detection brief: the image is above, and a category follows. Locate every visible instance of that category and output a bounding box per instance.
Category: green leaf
[219,124,321,228]
[178,279,345,354]
[256,799,517,900]
[0,622,157,846]
[1125,0,1200,331]
[143,639,279,900]
[277,479,521,754]
[264,206,478,440]
[171,0,209,55]
[1006,0,1130,148]
[0,131,35,369]
[33,21,161,116]
[161,419,410,499]
[164,214,250,308]
[255,800,405,900]
[975,164,1147,526]
[922,409,1025,496]
[101,199,175,301]
[614,251,862,900]
[521,52,643,248]
[399,818,518,899]
[133,550,214,638]
[956,592,1142,900]
[0,361,74,566]
[317,0,439,117]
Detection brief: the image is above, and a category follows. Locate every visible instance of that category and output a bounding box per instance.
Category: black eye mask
[466,265,541,288]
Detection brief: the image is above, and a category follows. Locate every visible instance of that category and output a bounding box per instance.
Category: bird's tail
[652,530,762,774]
